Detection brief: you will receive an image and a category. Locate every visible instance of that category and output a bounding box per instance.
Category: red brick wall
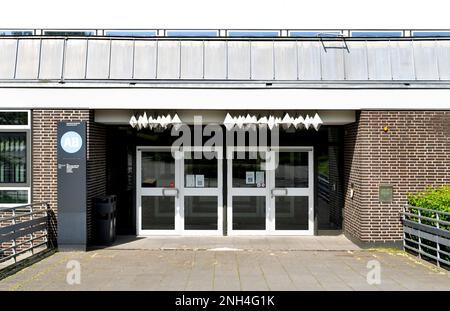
[32,109,106,244]
[343,111,450,242]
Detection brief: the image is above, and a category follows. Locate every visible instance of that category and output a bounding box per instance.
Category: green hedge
[407,185,450,214]
[407,185,450,231]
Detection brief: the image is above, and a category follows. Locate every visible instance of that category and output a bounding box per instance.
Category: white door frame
[179,146,223,236]
[136,146,223,236]
[268,146,314,235]
[226,146,271,236]
[227,146,314,236]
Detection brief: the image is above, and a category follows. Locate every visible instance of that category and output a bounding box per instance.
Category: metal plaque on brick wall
[57,121,87,250]
[379,184,393,203]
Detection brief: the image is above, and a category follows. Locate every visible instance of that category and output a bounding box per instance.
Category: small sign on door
[246,171,255,184]
[195,175,205,187]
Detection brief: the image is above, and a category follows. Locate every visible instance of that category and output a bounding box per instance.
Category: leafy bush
[407,185,450,214]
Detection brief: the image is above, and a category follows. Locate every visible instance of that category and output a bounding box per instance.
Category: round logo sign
[60,131,83,154]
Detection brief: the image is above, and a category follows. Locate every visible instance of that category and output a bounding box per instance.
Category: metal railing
[2,28,450,38]
[0,202,56,268]
[401,205,450,268]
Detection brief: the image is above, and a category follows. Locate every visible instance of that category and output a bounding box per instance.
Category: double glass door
[136,146,223,235]
[137,146,313,236]
[227,147,314,235]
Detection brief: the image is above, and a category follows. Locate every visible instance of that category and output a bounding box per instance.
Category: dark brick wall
[32,109,106,244]
[343,111,450,242]
[327,128,343,228]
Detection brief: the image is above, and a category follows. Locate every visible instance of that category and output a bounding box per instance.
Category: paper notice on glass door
[195,175,205,187]
[186,174,195,187]
[256,171,265,187]
[246,171,255,184]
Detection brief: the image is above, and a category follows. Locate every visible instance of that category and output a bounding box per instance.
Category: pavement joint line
[212,251,217,290]
[234,251,243,291]
[257,257,271,291]
[274,251,298,290]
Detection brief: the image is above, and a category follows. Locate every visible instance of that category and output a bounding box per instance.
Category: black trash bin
[92,195,117,245]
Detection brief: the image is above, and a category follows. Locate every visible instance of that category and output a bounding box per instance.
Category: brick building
[0,29,449,250]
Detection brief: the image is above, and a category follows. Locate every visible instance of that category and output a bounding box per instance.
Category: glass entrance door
[269,147,314,235]
[137,146,222,236]
[180,147,223,235]
[227,147,270,235]
[137,147,180,235]
[227,146,314,235]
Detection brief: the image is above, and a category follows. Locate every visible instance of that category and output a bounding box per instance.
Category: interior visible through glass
[275,152,308,188]
[232,151,266,188]
[141,151,175,188]
[184,196,218,230]
[141,196,175,230]
[232,196,266,230]
[184,152,217,188]
[0,132,27,184]
[275,196,309,230]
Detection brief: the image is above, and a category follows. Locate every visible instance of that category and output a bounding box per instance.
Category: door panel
[137,146,222,236]
[232,196,266,230]
[141,196,175,230]
[270,148,314,235]
[137,148,180,235]
[274,196,309,230]
[184,196,218,230]
[228,147,314,235]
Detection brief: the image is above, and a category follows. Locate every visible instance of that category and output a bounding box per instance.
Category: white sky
[0,0,449,29]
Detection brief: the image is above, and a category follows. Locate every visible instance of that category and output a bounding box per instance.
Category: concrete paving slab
[1,248,449,291]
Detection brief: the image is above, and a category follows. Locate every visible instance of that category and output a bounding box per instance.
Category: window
[0,133,27,183]
[0,110,30,206]
[44,30,94,36]
[289,31,341,37]
[105,30,157,37]
[166,30,218,37]
[412,31,450,37]
[0,30,33,36]
[228,31,279,37]
[351,31,402,37]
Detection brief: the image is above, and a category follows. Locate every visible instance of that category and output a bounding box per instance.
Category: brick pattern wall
[344,111,450,242]
[86,112,107,243]
[32,109,106,244]
[327,128,343,228]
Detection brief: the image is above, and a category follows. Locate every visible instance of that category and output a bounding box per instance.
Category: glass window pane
[232,151,266,188]
[351,31,402,37]
[166,30,218,37]
[0,31,33,36]
[275,196,308,230]
[105,31,156,37]
[289,31,340,37]
[141,151,175,188]
[0,133,27,184]
[184,196,218,230]
[232,196,265,230]
[0,189,28,204]
[275,152,308,188]
[44,31,94,36]
[0,112,28,126]
[228,31,279,37]
[412,31,450,37]
[141,196,174,230]
[184,152,217,188]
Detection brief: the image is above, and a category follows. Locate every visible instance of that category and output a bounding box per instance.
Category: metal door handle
[162,188,179,198]
[271,188,288,197]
